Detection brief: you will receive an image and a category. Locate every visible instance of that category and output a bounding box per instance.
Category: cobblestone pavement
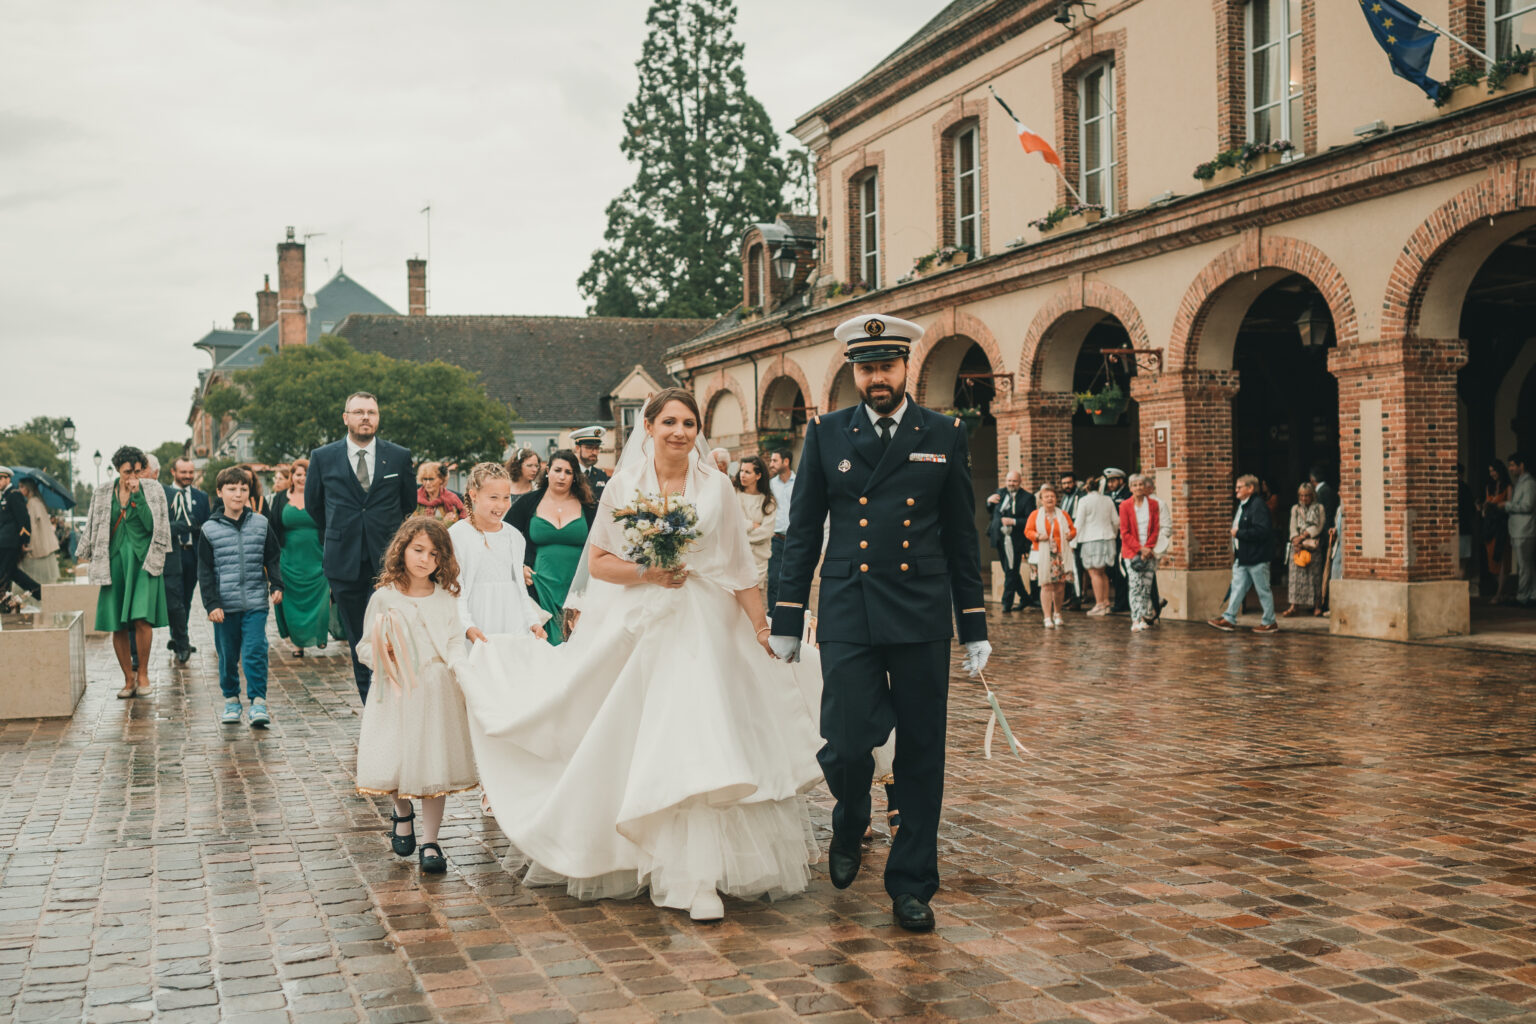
[4,608,1536,1024]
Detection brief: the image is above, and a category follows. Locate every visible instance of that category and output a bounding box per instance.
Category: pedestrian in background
[1283,482,1326,617]
[1058,470,1083,608]
[78,446,170,698]
[506,449,595,645]
[165,457,210,664]
[765,447,795,613]
[200,466,283,728]
[987,469,1034,613]
[733,454,775,588]
[413,461,466,525]
[0,466,42,604]
[1209,473,1278,635]
[18,477,60,586]
[1025,482,1076,628]
[272,463,292,498]
[270,457,332,657]
[1507,452,1535,607]
[1480,458,1513,603]
[1119,474,1168,632]
[506,447,543,498]
[1074,477,1117,615]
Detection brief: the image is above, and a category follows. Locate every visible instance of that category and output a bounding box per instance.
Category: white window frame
[1492,1,1536,60]
[858,172,879,288]
[620,404,640,443]
[1245,0,1304,155]
[953,124,981,253]
[1077,62,1117,214]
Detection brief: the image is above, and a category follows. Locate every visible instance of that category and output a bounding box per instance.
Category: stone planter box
[40,580,104,635]
[948,251,970,267]
[1245,150,1285,174]
[1038,210,1103,237]
[0,611,87,719]
[1439,69,1535,115]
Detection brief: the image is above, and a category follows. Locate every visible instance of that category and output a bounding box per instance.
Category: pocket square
[383,473,399,479]
[909,452,947,464]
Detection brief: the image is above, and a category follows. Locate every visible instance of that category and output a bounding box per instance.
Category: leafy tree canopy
[578,0,789,318]
[151,441,188,483]
[0,416,72,482]
[214,336,516,466]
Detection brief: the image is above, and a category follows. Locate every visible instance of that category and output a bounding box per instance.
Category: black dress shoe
[893,893,935,931]
[389,809,416,857]
[175,647,191,665]
[419,842,447,874]
[827,834,862,889]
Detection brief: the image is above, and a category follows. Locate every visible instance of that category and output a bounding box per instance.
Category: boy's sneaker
[249,700,271,729]
[221,700,243,724]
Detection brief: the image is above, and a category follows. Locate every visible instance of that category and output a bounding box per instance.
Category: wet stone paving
[4,608,1536,1024]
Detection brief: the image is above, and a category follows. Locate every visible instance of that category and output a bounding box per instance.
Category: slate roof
[210,270,397,370]
[333,315,712,425]
[192,327,256,361]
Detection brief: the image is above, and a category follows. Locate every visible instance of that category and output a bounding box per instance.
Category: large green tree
[216,336,516,465]
[578,0,789,318]
[0,416,72,482]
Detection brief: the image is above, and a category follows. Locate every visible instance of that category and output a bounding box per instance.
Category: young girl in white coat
[448,462,548,814]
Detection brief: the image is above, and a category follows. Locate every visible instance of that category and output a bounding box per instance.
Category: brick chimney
[407,258,427,316]
[277,227,307,347]
[256,274,277,329]
[233,311,253,331]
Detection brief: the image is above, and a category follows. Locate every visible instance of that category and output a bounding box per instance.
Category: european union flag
[1358,0,1442,98]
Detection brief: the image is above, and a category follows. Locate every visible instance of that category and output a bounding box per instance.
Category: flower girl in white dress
[455,389,825,922]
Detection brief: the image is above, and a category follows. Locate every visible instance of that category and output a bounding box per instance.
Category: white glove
[769,635,801,663]
[961,640,992,677]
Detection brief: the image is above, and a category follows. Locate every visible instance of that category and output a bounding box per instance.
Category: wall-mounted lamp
[1054,1,1095,27]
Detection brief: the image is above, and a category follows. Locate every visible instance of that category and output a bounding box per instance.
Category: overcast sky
[1,0,939,477]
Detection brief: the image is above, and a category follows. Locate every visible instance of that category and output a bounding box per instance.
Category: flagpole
[1056,167,1086,206]
[1418,14,1492,64]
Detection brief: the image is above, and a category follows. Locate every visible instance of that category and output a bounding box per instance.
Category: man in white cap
[0,466,43,602]
[570,426,608,499]
[769,313,990,932]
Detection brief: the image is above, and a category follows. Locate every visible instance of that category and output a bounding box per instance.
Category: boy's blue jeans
[213,609,269,701]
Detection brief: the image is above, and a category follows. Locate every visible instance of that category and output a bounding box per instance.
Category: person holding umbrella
[18,477,60,585]
[0,466,44,604]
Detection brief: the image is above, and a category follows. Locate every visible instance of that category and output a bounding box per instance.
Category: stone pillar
[1328,338,1469,640]
[992,390,1074,488]
[1130,369,1240,620]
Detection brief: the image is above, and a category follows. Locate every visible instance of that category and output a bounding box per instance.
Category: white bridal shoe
[689,886,724,922]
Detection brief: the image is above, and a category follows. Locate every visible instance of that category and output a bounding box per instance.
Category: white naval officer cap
[569,426,605,446]
[833,313,924,363]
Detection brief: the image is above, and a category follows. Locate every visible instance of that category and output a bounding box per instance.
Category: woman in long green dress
[505,450,595,645]
[77,446,171,699]
[269,458,333,655]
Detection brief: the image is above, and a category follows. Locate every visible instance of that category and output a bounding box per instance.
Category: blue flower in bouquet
[612,491,700,570]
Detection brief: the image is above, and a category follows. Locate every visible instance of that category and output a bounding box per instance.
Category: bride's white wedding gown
[453,448,828,910]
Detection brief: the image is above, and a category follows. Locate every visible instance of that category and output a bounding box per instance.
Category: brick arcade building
[668,0,1536,642]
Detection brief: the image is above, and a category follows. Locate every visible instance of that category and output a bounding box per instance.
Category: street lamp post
[62,418,76,501]
[93,450,102,488]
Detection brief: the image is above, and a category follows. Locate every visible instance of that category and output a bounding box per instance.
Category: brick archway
[1018,278,1152,391]
[1382,162,1536,341]
[821,356,857,413]
[701,370,749,440]
[1168,234,1357,371]
[909,308,1006,406]
[756,354,814,429]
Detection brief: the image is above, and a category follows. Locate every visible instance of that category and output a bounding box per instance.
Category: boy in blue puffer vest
[198,466,284,727]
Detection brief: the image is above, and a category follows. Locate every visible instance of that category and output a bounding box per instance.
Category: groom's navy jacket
[770,398,987,646]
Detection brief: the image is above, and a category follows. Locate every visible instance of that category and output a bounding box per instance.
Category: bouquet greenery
[613,492,700,570]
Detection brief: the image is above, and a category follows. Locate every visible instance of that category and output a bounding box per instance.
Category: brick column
[992,391,1074,488]
[1327,338,1469,639]
[1130,369,1239,620]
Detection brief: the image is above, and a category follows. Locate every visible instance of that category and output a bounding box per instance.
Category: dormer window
[747,244,764,308]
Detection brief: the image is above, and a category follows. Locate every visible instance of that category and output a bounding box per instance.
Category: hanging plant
[756,428,795,455]
[943,406,983,433]
[1075,382,1128,425]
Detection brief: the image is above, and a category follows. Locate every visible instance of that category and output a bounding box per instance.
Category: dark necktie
[355,450,371,490]
[876,416,895,448]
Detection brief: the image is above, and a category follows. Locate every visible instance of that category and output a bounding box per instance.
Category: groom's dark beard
[859,380,906,414]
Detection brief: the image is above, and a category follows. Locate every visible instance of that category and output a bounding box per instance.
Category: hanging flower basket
[1075,383,1128,426]
[945,407,983,433]
[1194,140,1293,189]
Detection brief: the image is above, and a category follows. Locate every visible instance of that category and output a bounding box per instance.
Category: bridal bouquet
[612,491,700,570]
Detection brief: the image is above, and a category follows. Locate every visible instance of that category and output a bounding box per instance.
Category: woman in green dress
[505,450,595,645]
[77,446,171,699]
[269,458,334,656]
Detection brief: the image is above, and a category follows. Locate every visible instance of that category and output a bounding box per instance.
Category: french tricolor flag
[990,87,1062,169]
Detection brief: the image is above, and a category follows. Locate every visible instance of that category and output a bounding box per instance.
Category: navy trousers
[817,639,950,902]
[329,555,377,704]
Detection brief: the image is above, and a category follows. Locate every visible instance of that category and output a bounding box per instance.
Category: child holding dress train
[355,517,478,875]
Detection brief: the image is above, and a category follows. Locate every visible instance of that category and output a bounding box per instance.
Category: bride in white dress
[453,388,827,922]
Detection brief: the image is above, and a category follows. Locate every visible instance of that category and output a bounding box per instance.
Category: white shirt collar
[864,397,908,430]
[347,436,376,457]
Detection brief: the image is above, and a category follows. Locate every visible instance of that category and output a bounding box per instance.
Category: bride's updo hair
[642,387,701,426]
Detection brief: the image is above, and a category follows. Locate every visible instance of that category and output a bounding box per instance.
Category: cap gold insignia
[838,459,851,473]
[864,318,885,336]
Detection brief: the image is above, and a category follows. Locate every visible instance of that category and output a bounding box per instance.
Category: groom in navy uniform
[304,391,416,703]
[770,313,991,931]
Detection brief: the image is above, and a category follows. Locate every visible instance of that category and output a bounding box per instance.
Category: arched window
[746,244,763,309]
[856,171,879,288]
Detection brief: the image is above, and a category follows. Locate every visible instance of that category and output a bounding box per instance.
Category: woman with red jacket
[1119,473,1168,631]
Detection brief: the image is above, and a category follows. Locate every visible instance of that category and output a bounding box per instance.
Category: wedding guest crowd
[413,461,467,524]
[270,457,334,656]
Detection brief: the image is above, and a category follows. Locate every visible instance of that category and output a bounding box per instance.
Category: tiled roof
[211,269,398,371]
[192,327,256,357]
[333,314,712,425]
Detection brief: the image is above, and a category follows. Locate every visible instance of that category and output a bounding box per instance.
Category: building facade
[668,0,1536,641]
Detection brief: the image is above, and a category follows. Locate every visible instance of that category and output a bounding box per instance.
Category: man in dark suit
[304,391,416,702]
[165,456,210,663]
[987,469,1035,612]
[769,314,990,933]
[571,426,608,499]
[0,466,41,602]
